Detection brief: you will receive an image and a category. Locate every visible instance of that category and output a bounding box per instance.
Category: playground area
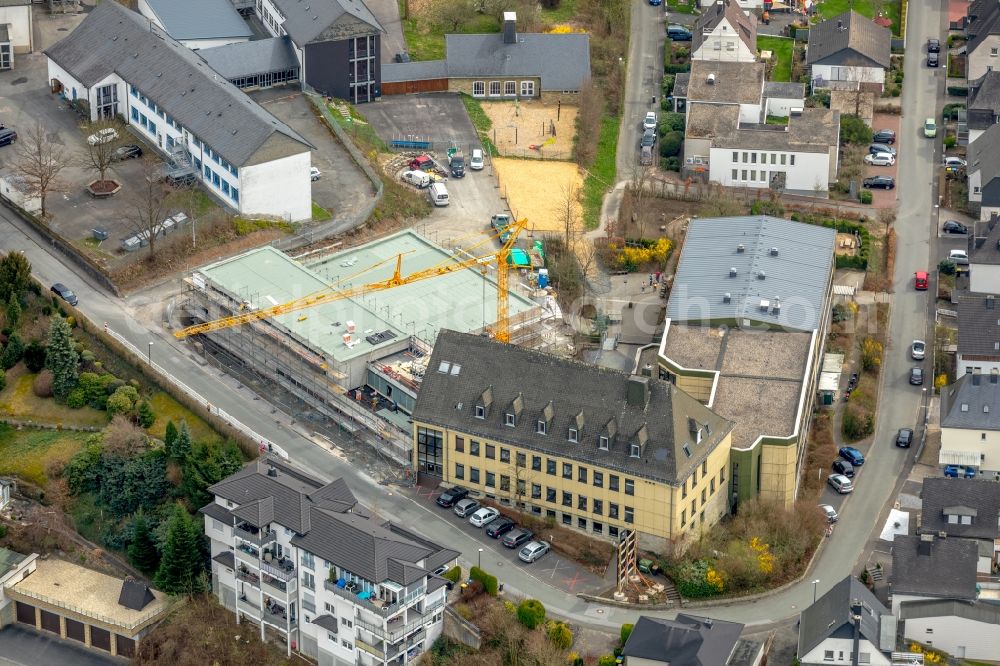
[481,100,578,160]
[493,158,584,233]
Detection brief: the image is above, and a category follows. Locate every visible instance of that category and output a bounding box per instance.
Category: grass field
[816,0,901,35]
[0,424,92,487]
[146,392,222,445]
[0,367,107,428]
[581,115,620,229]
[757,36,793,83]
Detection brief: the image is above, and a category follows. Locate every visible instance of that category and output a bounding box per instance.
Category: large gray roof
[806,11,891,69]
[970,70,1000,111]
[940,371,1000,430]
[142,0,251,42]
[444,33,591,91]
[956,294,1000,358]
[197,37,299,81]
[269,0,383,46]
[381,60,448,83]
[622,614,744,665]
[972,218,1000,265]
[898,599,1000,625]
[891,535,979,600]
[412,330,733,485]
[797,576,889,658]
[967,122,1000,189]
[968,0,1000,59]
[44,1,312,168]
[687,60,765,106]
[666,216,836,331]
[918,477,1000,541]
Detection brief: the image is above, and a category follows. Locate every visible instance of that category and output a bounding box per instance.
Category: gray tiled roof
[212,551,235,569]
[763,81,805,100]
[231,497,275,528]
[918,477,1000,541]
[622,614,744,664]
[715,107,840,154]
[673,72,690,98]
[968,0,1000,58]
[118,579,156,611]
[956,294,1000,358]
[693,0,757,54]
[898,599,1000,625]
[444,33,591,91]
[412,330,734,485]
[270,0,383,47]
[970,70,1000,110]
[197,37,299,81]
[807,11,891,69]
[967,122,1000,191]
[940,371,1000,429]
[199,501,235,525]
[797,576,888,658]
[891,535,979,600]
[972,218,1000,265]
[665,216,836,331]
[687,60,765,105]
[381,60,448,83]
[44,1,312,168]
[311,614,338,632]
[142,0,251,41]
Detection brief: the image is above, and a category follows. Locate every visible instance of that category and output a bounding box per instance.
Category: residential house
[797,576,893,666]
[137,0,251,50]
[45,1,316,222]
[410,330,735,552]
[0,23,12,70]
[890,534,979,615]
[898,600,1000,661]
[0,0,32,62]
[203,456,457,663]
[252,0,384,103]
[918,477,1000,572]
[807,11,891,92]
[970,218,1000,293]
[381,13,590,101]
[966,0,1000,83]
[939,372,1000,477]
[0,547,36,626]
[657,216,836,508]
[621,614,763,666]
[691,0,758,64]
[966,70,1000,144]
[955,296,1000,375]
[967,119,1000,218]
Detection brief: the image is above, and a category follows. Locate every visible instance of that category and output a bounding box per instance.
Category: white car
[518,540,551,563]
[949,249,969,265]
[87,127,118,146]
[310,166,321,181]
[469,506,500,527]
[469,148,484,170]
[910,340,925,360]
[943,156,967,168]
[643,111,657,131]
[818,504,838,523]
[864,153,895,166]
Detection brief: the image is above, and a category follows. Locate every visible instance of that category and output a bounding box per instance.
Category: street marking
[563,572,582,591]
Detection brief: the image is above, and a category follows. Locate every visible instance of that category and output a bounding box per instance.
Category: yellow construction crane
[174,218,529,342]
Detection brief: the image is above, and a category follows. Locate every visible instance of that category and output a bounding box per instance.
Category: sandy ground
[493,158,584,232]
[482,101,578,159]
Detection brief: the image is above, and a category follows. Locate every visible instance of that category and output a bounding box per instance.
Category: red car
[408,155,434,172]
[914,271,928,290]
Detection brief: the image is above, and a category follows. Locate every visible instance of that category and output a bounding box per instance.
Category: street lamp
[812,579,821,604]
[478,548,484,569]
[147,341,153,366]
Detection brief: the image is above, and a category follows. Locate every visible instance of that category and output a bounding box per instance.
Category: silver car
[828,473,854,494]
[518,540,551,563]
[911,340,925,360]
[453,498,480,518]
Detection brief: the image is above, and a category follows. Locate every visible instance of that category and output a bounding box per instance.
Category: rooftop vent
[770,247,779,256]
[759,299,770,312]
[729,267,738,277]
[267,466,277,477]
[772,297,781,314]
[707,73,716,85]
[723,292,732,303]
[736,244,745,253]
[757,270,766,280]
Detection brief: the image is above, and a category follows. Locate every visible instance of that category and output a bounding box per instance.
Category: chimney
[736,244,745,253]
[503,11,517,44]
[851,600,863,666]
[973,373,982,386]
[918,532,934,555]
[267,466,278,477]
[626,375,650,408]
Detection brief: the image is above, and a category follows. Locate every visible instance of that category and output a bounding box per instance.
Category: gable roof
[898,598,1000,625]
[891,534,979,600]
[970,70,1000,111]
[269,0,383,46]
[807,11,891,69]
[972,217,1000,265]
[919,477,1000,540]
[411,330,734,485]
[798,576,889,658]
[665,216,836,331]
[118,578,156,611]
[955,294,1000,358]
[968,120,1000,190]
[44,1,312,168]
[693,0,758,54]
[197,37,299,81]
[444,32,591,91]
[968,0,1000,57]
[622,614,744,665]
[940,371,1000,429]
[142,0,251,42]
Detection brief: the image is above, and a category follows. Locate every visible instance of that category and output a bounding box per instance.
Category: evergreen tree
[22,340,46,373]
[173,421,192,461]
[128,512,160,575]
[137,400,156,428]
[0,251,31,298]
[6,296,21,329]
[154,505,205,595]
[1,332,24,370]
[44,316,78,400]
[163,420,178,456]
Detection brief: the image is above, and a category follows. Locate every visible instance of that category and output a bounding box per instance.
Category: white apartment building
[44,1,315,221]
[202,456,458,665]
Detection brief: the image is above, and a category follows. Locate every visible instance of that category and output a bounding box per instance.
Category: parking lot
[863,113,901,208]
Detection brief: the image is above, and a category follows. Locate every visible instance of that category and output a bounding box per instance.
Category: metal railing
[355,612,430,644]
[260,560,296,582]
[236,568,260,587]
[235,526,276,547]
[9,587,162,632]
[324,579,403,617]
[261,572,294,595]
[356,636,385,659]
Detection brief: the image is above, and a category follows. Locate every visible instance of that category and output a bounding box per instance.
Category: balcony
[261,599,295,630]
[324,579,403,617]
[356,636,386,660]
[237,596,261,617]
[355,611,431,644]
[234,525,276,547]
[260,559,296,582]
[236,566,260,588]
[235,544,261,568]
[261,571,294,597]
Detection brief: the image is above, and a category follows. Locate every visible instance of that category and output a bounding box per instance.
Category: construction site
[173,226,565,465]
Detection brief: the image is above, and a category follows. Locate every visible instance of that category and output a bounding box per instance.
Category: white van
[428,182,450,207]
[401,169,431,189]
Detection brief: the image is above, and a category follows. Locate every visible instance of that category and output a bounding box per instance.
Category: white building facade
[0,0,31,54]
[709,146,833,192]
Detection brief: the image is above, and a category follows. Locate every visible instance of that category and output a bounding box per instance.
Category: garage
[15,601,34,625]
[116,634,136,658]
[90,626,111,652]
[39,609,60,635]
[381,61,449,96]
[65,617,86,643]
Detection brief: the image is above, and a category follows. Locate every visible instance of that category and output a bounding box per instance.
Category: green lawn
[0,423,92,487]
[0,367,108,428]
[757,36,793,83]
[146,392,222,445]
[816,0,901,36]
[666,0,699,14]
[540,0,579,24]
[398,0,499,61]
[581,115,620,230]
[312,202,332,221]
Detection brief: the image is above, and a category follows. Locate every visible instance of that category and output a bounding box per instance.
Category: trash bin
[92,227,109,241]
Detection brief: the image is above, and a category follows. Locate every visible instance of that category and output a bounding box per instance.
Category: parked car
[943,156,967,168]
[87,127,118,146]
[112,144,142,161]
[927,38,940,53]
[949,249,969,265]
[310,167,321,182]
[924,118,938,137]
[869,143,897,156]
[401,169,431,189]
[818,504,839,523]
[470,148,485,170]
[910,367,924,386]
[0,128,17,146]
[914,271,929,290]
[640,145,654,166]
[448,150,465,178]
[394,52,411,63]
[436,486,469,507]
[643,111,657,131]
[895,428,914,448]
[667,24,692,40]
[832,459,855,478]
[50,283,78,306]
[485,516,516,538]
[911,340,926,360]
[640,129,656,147]
[872,129,896,144]
[928,52,939,67]
[518,540,551,563]
[828,473,854,494]
[942,220,968,234]
[408,154,434,172]
[469,506,500,527]
[453,498,481,518]
[648,0,662,5]
[839,446,865,466]
[944,465,977,478]
[864,153,895,166]
[863,175,895,189]
[502,528,534,549]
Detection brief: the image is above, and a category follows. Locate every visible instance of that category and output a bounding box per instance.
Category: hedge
[443,566,462,584]
[790,213,871,270]
[947,86,968,97]
[469,566,498,596]
[517,599,546,628]
[664,63,691,74]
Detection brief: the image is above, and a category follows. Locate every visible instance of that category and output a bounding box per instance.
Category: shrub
[947,86,968,97]
[547,621,573,649]
[750,198,785,217]
[32,369,54,398]
[938,259,956,276]
[517,599,547,629]
[664,63,690,74]
[659,130,684,157]
[942,102,965,120]
[1,332,24,370]
[66,388,87,409]
[859,190,873,204]
[658,112,686,135]
[106,386,137,418]
[839,114,872,145]
[944,135,957,148]
[934,374,948,391]
[469,566,498,596]
[23,341,46,373]
[620,623,634,646]
[661,74,675,96]
[598,656,618,666]
[459,580,484,601]
[137,400,156,428]
[0,368,5,391]
[860,337,883,372]
[843,404,874,440]
[443,565,462,584]
[661,156,681,171]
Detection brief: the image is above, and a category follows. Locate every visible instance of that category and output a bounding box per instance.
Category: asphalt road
[616,1,666,178]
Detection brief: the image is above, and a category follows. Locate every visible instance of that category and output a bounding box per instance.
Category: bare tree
[506,457,535,509]
[125,158,171,259]
[555,181,581,249]
[81,119,125,186]
[627,165,654,239]
[14,121,70,218]
[428,0,475,31]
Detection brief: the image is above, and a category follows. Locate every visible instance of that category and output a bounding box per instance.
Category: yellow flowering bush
[547,25,586,34]
[750,537,775,575]
[608,238,672,271]
[706,568,725,592]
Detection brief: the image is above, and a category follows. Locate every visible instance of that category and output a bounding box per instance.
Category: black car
[928,52,939,68]
[394,52,411,63]
[895,428,914,448]
[942,220,968,234]
[869,143,897,156]
[872,129,896,144]
[485,516,516,538]
[910,367,924,386]
[436,486,470,508]
[928,38,940,53]
[667,24,692,41]
[0,128,16,147]
[50,283,78,306]
[863,176,895,190]
[640,129,656,148]
[832,459,855,478]
[113,144,143,161]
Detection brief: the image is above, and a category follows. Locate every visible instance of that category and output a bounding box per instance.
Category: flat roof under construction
[196,230,538,363]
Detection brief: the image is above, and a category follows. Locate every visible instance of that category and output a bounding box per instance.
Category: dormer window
[696,428,703,445]
[475,405,485,419]
[599,436,609,451]
[537,420,547,435]
[630,443,640,458]
[505,413,516,427]
[568,428,578,443]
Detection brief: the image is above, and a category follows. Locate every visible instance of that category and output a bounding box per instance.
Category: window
[470,440,480,456]
[475,405,485,418]
[486,444,495,459]
[301,551,315,569]
[562,491,572,507]
[750,170,756,181]
[790,155,796,166]
[732,169,738,180]
[222,181,230,196]
[537,420,548,435]
[692,467,698,485]
[532,484,542,499]
[505,413,515,427]
[702,461,708,475]
[770,153,776,164]
[547,459,556,475]
[231,187,238,203]
[974,186,982,194]
[609,475,620,492]
[577,495,587,511]
[993,47,999,56]
[342,640,353,651]
[780,154,786,165]
[568,428,578,442]
[500,475,510,492]
[681,509,687,526]
[751,153,757,164]
[741,169,748,180]
[547,487,557,502]
[701,488,707,506]
[742,152,748,162]
[625,479,635,495]
[823,651,834,662]
[302,571,315,590]
[470,468,480,484]
[578,466,587,483]
[630,444,640,458]
[455,463,465,480]
[562,513,572,525]
[212,171,219,187]
[520,81,535,96]
[609,525,619,539]
[720,466,726,484]
[577,517,587,529]
[563,463,572,479]
[131,107,139,122]
[593,471,603,488]
[486,472,496,488]
[682,483,687,499]
[328,632,336,641]
[732,152,738,161]
[516,452,525,467]
[599,436,609,450]
[609,503,619,519]
[532,456,541,471]
[489,81,502,96]
[455,437,465,453]
[624,507,634,524]
[710,478,716,493]
[417,427,443,474]
[504,81,516,96]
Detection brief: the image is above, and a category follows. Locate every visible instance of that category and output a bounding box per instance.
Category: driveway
[0,625,122,666]
[617,2,666,177]
[863,113,901,208]
[365,0,407,64]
